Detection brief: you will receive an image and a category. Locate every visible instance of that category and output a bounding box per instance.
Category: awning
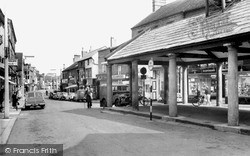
[65,84,77,89]
[0,76,17,85]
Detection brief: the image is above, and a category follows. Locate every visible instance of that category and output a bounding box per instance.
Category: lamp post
[4,15,9,119]
[23,55,34,94]
[50,69,57,90]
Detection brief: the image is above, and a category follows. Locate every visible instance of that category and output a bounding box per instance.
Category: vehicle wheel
[25,105,30,110]
[40,105,45,109]
[114,99,120,106]
[100,99,107,107]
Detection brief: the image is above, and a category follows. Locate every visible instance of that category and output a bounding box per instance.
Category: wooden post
[226,43,239,126]
[107,64,113,107]
[169,53,177,117]
[163,65,168,104]
[182,65,188,104]
[216,62,223,106]
[132,60,139,110]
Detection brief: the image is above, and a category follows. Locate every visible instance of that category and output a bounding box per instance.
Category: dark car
[100,84,130,107]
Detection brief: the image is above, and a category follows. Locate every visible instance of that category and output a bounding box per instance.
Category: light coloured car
[67,92,76,101]
[25,91,46,109]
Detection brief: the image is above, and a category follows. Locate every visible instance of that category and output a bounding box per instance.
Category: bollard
[150,98,152,120]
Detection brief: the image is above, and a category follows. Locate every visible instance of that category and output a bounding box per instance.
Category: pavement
[0,97,24,144]
[102,100,250,136]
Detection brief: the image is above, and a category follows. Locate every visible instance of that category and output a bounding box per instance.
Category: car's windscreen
[35,92,43,98]
[28,92,35,98]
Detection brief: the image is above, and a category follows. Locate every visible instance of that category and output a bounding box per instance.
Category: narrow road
[8,99,250,156]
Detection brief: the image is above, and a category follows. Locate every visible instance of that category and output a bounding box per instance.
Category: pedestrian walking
[86,86,92,108]
[12,91,19,111]
[204,86,211,105]
[0,86,4,112]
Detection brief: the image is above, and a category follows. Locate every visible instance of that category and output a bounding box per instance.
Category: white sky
[1,0,176,75]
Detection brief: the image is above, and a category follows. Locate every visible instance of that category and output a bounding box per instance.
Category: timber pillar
[132,60,139,110]
[163,65,168,104]
[168,53,177,117]
[216,62,223,106]
[107,64,113,107]
[226,43,239,126]
[182,65,188,105]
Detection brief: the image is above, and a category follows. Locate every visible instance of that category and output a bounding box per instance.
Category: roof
[108,0,250,61]
[63,46,107,72]
[132,0,205,29]
[62,62,78,72]
[78,46,106,62]
[0,9,4,24]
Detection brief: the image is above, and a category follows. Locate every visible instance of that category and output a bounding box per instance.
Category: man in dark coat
[0,87,4,112]
[12,91,18,111]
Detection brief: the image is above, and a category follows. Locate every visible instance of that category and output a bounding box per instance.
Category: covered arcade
[106,0,250,126]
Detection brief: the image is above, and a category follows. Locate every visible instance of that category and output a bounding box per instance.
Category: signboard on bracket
[8,59,18,66]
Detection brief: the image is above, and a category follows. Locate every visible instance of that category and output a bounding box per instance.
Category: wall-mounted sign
[0,35,3,45]
[148,58,154,71]
[8,59,18,66]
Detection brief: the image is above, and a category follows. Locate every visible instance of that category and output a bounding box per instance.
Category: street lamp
[50,69,57,90]
[23,55,35,92]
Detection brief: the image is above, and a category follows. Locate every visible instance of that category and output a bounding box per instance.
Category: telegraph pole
[4,15,9,119]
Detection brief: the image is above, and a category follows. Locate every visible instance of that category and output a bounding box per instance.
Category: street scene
[1,0,250,155]
[7,99,250,156]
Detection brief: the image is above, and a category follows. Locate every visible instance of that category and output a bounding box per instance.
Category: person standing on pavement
[0,86,4,112]
[204,86,211,105]
[86,86,92,108]
[12,91,18,111]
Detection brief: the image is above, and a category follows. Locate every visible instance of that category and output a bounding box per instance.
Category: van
[25,91,46,109]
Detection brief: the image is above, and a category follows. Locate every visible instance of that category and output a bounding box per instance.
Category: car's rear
[25,91,46,109]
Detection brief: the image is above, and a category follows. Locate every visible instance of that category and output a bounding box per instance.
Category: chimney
[110,37,116,48]
[73,55,81,63]
[81,48,88,58]
[152,0,166,12]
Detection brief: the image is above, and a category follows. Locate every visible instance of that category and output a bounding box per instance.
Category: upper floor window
[118,65,122,75]
[102,64,107,73]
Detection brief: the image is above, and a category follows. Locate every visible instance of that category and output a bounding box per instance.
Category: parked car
[67,92,76,101]
[58,92,68,100]
[25,91,46,109]
[100,84,130,107]
[49,92,54,99]
[75,89,86,102]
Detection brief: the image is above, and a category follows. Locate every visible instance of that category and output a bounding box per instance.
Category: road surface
[7,99,250,156]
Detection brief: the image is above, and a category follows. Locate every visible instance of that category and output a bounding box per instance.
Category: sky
[1,0,176,75]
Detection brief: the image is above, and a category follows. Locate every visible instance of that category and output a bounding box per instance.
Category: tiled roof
[63,46,107,72]
[62,62,78,72]
[108,0,250,61]
[78,46,106,62]
[132,0,205,29]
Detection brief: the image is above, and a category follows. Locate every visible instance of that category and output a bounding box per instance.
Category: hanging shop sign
[148,58,154,71]
[8,59,18,66]
[0,35,3,45]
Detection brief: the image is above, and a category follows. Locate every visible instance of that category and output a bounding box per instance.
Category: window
[102,64,107,73]
[152,81,156,90]
[153,70,157,79]
[118,65,122,75]
[28,92,35,98]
